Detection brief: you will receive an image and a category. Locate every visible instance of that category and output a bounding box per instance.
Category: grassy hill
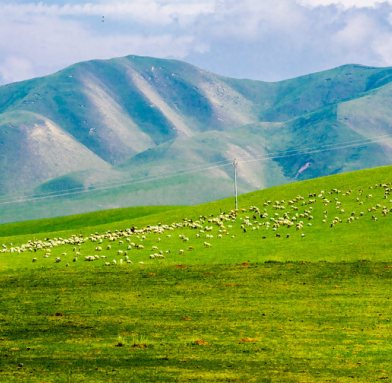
[2,167,392,381]
[2,58,392,223]
[2,164,392,265]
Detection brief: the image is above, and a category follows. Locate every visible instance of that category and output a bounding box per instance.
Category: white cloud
[0,2,215,24]
[333,13,378,45]
[2,0,392,84]
[298,0,391,8]
[0,56,35,84]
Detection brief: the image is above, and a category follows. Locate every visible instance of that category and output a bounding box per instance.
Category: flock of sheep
[1,181,392,266]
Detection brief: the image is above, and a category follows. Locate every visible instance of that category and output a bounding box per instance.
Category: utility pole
[233,158,238,210]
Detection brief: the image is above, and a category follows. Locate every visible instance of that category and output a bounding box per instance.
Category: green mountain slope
[2,56,392,223]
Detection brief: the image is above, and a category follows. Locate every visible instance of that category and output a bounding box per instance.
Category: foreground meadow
[1,262,392,382]
[2,165,392,382]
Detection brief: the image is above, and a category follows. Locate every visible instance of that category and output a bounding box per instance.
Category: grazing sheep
[55,257,61,263]
[126,260,133,264]
[32,258,37,262]
[179,249,185,254]
[204,242,212,247]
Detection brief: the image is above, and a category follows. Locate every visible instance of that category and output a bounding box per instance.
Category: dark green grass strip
[1,262,392,382]
[0,205,180,237]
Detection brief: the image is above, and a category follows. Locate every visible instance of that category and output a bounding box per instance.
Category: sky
[1,0,392,85]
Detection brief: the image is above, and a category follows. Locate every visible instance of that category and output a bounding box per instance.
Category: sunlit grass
[1,262,392,382]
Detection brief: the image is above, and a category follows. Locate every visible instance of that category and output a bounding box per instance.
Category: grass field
[2,165,392,382]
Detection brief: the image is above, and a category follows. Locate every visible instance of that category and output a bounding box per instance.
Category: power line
[235,133,392,164]
[1,132,392,206]
[0,161,233,206]
[238,134,392,165]
[0,157,233,204]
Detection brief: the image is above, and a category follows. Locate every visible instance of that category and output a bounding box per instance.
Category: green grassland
[2,166,392,381]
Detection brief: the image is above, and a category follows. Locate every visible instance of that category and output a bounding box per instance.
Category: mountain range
[1,55,392,223]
